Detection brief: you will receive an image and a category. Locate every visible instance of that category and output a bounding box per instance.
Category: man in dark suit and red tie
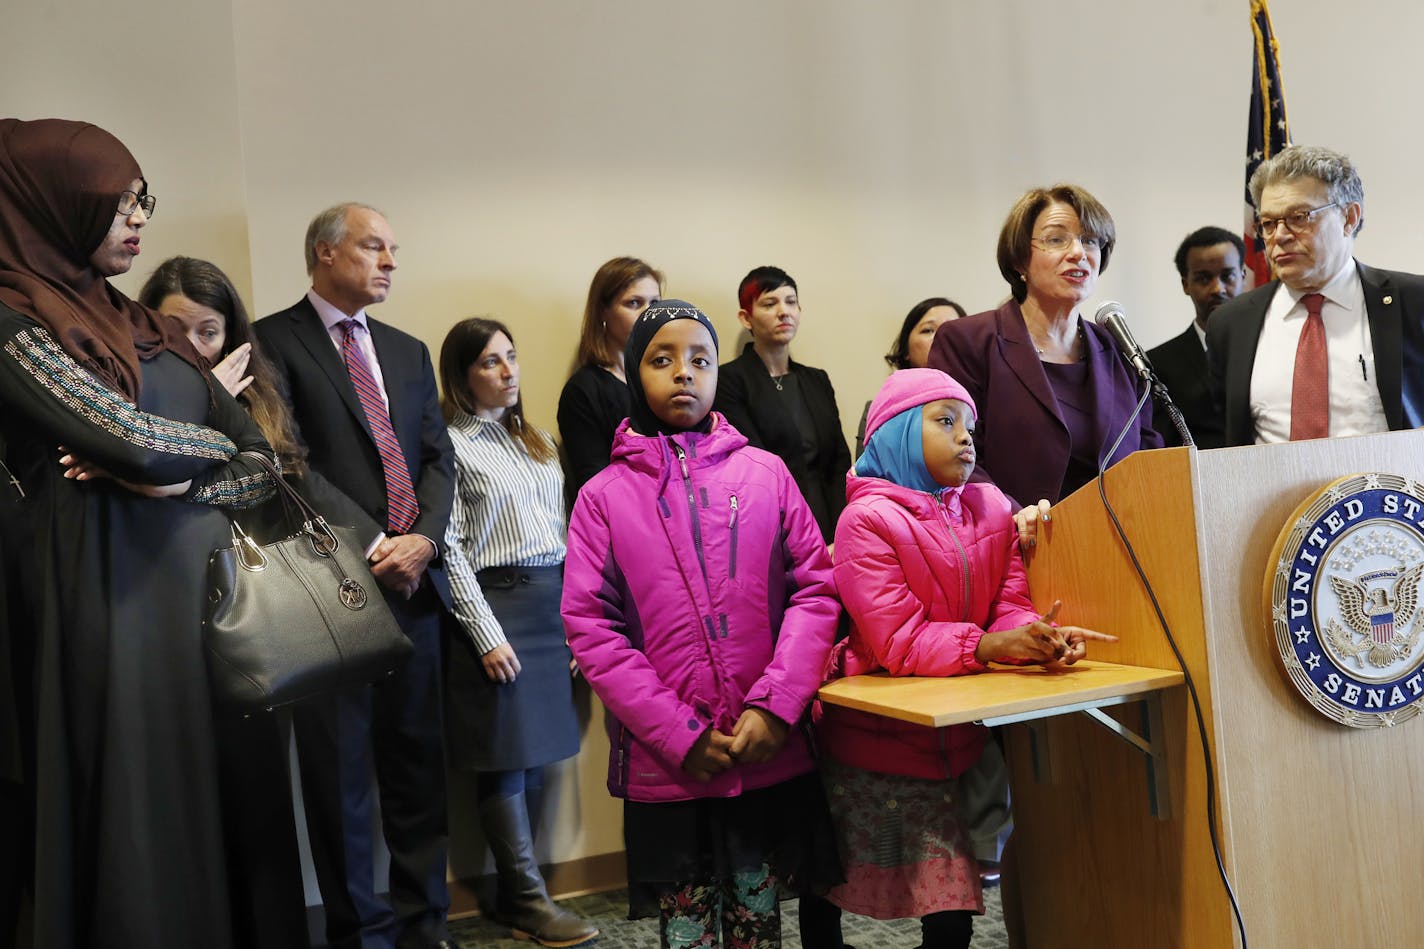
[1207,145,1424,447]
[1148,227,1247,449]
[256,203,459,949]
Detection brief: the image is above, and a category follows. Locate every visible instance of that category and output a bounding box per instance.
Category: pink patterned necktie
[1289,293,1329,441]
[339,319,419,532]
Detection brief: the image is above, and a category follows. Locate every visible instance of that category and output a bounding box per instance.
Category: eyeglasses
[1256,202,1337,240]
[1030,233,1103,253]
[116,190,156,219]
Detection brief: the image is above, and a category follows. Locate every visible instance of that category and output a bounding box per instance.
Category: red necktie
[1289,293,1329,441]
[339,319,419,532]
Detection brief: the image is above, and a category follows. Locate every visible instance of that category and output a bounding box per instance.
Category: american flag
[1244,0,1290,287]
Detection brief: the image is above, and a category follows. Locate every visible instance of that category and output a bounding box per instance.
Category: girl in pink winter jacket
[816,368,1114,949]
[561,300,842,949]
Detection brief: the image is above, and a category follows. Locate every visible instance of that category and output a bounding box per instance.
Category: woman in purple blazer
[929,184,1161,539]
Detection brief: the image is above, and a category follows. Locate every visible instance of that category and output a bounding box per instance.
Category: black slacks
[293,581,450,949]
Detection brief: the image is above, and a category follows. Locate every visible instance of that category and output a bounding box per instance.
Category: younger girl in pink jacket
[817,368,1114,949]
[562,300,841,948]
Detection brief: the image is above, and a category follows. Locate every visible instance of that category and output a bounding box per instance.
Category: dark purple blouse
[1042,358,1098,498]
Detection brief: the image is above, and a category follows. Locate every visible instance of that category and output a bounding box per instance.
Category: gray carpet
[449,886,1008,947]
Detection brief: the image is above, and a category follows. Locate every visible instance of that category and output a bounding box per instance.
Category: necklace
[770,372,787,391]
[1031,324,1085,361]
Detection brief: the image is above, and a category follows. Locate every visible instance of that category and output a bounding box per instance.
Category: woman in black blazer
[714,266,851,544]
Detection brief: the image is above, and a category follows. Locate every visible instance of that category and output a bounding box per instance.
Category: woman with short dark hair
[714,266,852,544]
[930,184,1160,541]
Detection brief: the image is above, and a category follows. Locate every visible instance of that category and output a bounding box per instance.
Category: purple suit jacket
[928,299,1162,507]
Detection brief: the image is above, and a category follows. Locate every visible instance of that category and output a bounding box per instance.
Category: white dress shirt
[443,412,566,654]
[1249,259,1387,443]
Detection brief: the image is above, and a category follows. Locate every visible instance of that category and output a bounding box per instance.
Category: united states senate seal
[1266,473,1424,728]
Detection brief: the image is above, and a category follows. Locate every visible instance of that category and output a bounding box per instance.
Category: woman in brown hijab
[0,118,276,949]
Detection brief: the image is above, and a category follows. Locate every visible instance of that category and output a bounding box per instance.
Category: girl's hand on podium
[1013,499,1053,551]
[976,599,1119,667]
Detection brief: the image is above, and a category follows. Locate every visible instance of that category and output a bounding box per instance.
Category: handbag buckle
[304,517,340,557]
[232,522,268,571]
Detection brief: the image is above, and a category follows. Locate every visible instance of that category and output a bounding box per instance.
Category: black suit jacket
[1206,262,1424,447]
[256,297,455,606]
[713,342,851,543]
[1147,325,1224,449]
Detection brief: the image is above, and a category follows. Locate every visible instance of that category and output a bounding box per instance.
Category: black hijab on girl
[623,299,720,437]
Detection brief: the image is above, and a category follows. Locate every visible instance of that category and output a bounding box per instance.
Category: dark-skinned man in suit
[1148,226,1247,449]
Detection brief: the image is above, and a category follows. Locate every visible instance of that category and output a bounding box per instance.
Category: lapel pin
[1384,295,1394,304]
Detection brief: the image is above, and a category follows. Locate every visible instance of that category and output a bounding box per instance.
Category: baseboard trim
[448,850,627,920]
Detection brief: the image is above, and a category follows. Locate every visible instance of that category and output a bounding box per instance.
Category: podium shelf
[818,658,1184,728]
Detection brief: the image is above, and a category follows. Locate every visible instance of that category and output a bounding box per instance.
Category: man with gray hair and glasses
[1207,144,1424,446]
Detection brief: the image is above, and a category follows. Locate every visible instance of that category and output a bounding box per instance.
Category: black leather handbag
[204,452,413,712]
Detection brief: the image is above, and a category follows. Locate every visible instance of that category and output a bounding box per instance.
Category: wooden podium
[1007,430,1424,948]
[824,430,1424,948]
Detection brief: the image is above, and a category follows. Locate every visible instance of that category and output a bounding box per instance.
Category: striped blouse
[444,411,566,654]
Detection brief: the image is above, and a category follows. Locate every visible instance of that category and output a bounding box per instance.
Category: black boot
[918,909,973,949]
[798,893,854,949]
[478,793,599,948]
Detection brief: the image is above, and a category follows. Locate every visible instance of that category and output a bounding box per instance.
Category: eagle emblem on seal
[1327,563,1424,667]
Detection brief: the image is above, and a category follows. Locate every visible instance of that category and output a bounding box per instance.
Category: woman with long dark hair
[137,255,310,949]
[440,317,597,948]
[139,255,304,471]
[854,296,969,456]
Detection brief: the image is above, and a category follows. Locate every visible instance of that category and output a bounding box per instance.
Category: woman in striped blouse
[439,317,597,948]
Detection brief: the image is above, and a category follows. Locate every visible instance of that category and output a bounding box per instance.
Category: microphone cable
[1093,384,1249,949]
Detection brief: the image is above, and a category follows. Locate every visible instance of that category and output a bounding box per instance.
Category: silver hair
[304,202,385,274]
[1249,145,1365,236]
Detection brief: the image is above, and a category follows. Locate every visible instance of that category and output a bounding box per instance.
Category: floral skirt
[623,771,843,918]
[821,756,983,920]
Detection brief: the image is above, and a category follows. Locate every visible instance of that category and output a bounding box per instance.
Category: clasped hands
[681,707,789,782]
[368,533,433,599]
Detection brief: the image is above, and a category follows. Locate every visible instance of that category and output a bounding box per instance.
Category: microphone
[1093,301,1154,383]
[1093,301,1196,447]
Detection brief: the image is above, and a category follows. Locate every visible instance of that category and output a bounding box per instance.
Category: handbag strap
[238,450,341,554]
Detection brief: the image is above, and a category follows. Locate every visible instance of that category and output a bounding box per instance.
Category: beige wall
[11,0,1424,890]
[8,0,253,305]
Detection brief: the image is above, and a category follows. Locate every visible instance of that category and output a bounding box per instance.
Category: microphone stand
[1152,378,1196,448]
[1124,358,1197,449]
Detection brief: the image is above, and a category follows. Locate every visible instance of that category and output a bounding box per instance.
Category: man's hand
[728,707,789,765]
[369,534,435,599]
